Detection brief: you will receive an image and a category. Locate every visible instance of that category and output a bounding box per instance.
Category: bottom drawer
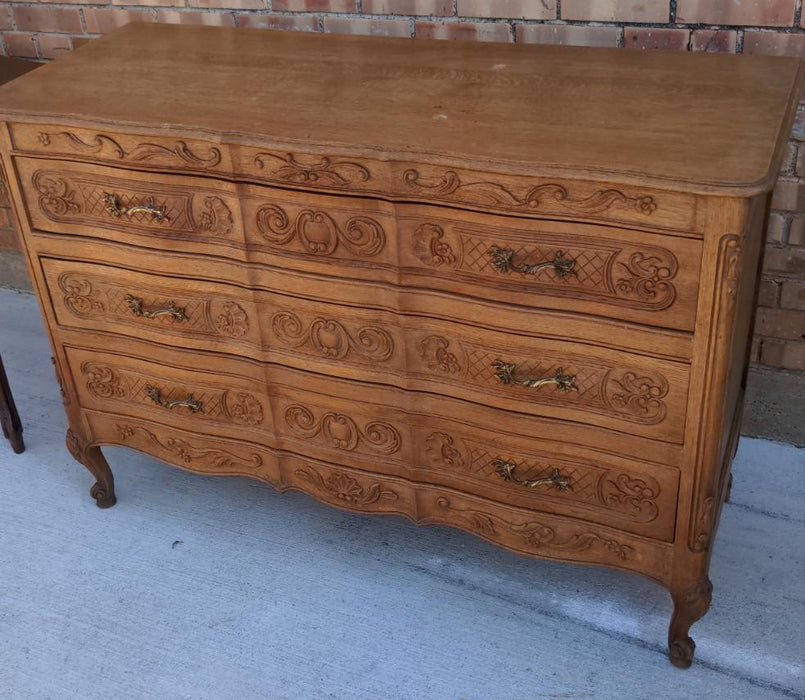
[63,340,679,541]
[84,410,671,583]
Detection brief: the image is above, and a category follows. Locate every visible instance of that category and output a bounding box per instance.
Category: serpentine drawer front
[1,23,800,670]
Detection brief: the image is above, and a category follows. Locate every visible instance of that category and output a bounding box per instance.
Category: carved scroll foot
[668,578,713,668]
[66,429,116,508]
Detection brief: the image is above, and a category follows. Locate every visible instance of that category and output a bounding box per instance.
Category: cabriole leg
[66,428,116,508]
[668,578,713,668]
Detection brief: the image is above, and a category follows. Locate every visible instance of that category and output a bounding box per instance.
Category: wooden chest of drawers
[0,24,800,668]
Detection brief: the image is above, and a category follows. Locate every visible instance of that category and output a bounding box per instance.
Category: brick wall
[0,0,803,377]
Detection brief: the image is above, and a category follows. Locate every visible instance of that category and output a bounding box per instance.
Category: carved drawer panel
[66,346,270,441]
[20,155,700,332]
[17,158,242,252]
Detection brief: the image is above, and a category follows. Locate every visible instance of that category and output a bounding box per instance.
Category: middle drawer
[45,258,690,443]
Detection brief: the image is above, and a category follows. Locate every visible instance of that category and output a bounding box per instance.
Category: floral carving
[605,371,669,423]
[418,335,460,373]
[226,392,264,426]
[33,171,80,217]
[271,311,393,362]
[615,252,678,306]
[284,404,400,455]
[115,424,262,470]
[256,204,385,257]
[214,302,249,338]
[38,131,222,168]
[58,274,104,315]
[82,362,126,400]
[295,466,398,505]
[254,152,371,187]
[198,196,233,236]
[403,169,656,216]
[412,223,456,267]
[425,432,464,468]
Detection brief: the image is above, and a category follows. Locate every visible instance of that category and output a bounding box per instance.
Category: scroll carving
[284,404,401,455]
[418,335,460,373]
[412,223,456,267]
[254,152,371,187]
[615,252,678,307]
[425,432,465,468]
[604,371,669,423]
[58,274,104,315]
[214,302,249,338]
[403,169,657,216]
[37,131,222,168]
[83,362,126,400]
[256,204,385,257]
[115,423,262,470]
[198,196,233,236]
[435,497,632,559]
[271,311,393,362]
[33,171,80,217]
[295,466,398,505]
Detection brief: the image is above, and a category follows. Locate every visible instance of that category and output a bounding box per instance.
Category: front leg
[668,578,713,668]
[66,428,116,508]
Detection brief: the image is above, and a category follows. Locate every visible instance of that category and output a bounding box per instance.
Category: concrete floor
[0,287,803,700]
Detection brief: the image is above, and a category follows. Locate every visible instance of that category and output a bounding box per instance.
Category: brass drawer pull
[488,246,576,279]
[145,385,202,412]
[103,192,169,223]
[493,459,572,491]
[125,295,189,322]
[492,359,577,392]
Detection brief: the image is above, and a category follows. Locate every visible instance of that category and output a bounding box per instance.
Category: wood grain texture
[0,24,799,669]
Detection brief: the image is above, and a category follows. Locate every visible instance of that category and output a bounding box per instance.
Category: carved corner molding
[689,234,743,553]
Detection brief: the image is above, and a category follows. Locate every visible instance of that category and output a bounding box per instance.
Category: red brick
[677,0,795,27]
[13,7,82,34]
[743,32,805,59]
[115,0,184,6]
[516,24,619,47]
[157,10,236,24]
[625,27,688,51]
[0,8,11,31]
[749,335,761,363]
[690,29,736,53]
[758,339,805,371]
[763,247,805,274]
[781,279,805,310]
[781,142,797,175]
[755,307,805,340]
[188,0,264,7]
[416,20,511,42]
[562,0,668,22]
[458,0,556,20]
[766,212,787,244]
[772,179,805,213]
[38,34,72,60]
[4,34,38,59]
[0,208,11,229]
[84,10,157,34]
[274,0,357,10]
[237,14,320,31]
[0,226,23,252]
[365,0,452,15]
[323,17,411,37]
[757,278,781,307]
[789,216,805,246]
[796,146,805,177]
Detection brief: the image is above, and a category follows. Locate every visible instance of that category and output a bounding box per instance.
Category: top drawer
[17,156,701,331]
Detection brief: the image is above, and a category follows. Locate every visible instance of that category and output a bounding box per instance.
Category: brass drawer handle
[103,192,169,223]
[488,246,576,279]
[492,359,577,392]
[145,385,202,412]
[125,295,189,322]
[493,459,572,491]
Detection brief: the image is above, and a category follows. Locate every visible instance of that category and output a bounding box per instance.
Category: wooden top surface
[0,57,40,87]
[0,23,801,195]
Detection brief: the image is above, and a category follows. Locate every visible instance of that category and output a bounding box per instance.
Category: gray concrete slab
[0,288,803,700]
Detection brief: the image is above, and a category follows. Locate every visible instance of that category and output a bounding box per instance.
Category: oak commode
[0,23,800,668]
